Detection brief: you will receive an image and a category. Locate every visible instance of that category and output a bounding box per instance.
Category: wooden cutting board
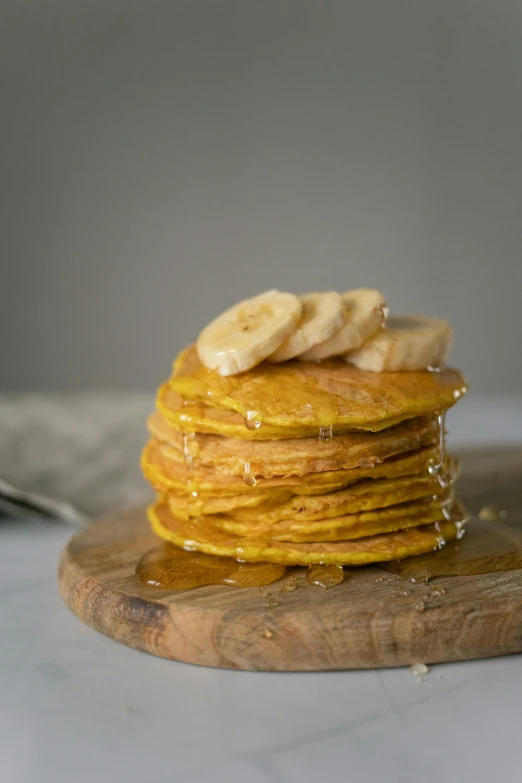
[58,446,522,671]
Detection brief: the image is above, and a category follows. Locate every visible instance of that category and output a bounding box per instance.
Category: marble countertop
[2,393,522,783]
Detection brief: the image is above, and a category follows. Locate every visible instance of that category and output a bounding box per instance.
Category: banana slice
[267,292,344,362]
[345,315,453,372]
[197,290,302,375]
[299,289,387,361]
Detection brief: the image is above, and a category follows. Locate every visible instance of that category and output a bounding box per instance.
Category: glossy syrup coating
[306,565,345,589]
[138,346,472,586]
[379,517,522,582]
[156,382,413,440]
[137,543,285,590]
[171,346,467,431]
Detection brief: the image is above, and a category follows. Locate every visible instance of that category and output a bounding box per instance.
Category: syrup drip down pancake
[140,290,468,586]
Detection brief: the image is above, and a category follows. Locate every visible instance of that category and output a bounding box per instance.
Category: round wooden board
[58,446,522,670]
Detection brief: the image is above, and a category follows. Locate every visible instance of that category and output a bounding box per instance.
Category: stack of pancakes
[142,346,468,567]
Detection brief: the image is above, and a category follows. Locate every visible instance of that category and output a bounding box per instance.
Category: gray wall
[2,0,521,393]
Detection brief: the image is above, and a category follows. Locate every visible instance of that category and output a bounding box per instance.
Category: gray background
[2,0,521,393]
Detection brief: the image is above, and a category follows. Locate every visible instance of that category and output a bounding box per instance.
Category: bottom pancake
[149,499,467,566]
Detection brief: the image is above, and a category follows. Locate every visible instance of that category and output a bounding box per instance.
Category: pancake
[143,311,468,572]
[167,487,293,516]
[157,383,414,440]
[142,441,445,497]
[150,498,467,566]
[207,471,454,523]
[148,412,440,478]
[165,459,456,520]
[200,496,452,542]
[171,346,467,430]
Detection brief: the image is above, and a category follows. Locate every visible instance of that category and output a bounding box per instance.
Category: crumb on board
[410,662,429,677]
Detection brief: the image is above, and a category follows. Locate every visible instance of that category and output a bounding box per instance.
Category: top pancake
[171,346,467,433]
[158,383,414,440]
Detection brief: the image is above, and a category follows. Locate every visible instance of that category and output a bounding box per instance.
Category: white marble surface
[2,518,522,783]
[1,395,522,783]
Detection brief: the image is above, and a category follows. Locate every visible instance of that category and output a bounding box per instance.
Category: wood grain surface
[58,446,522,670]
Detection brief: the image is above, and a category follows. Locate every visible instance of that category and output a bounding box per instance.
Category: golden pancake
[148,413,440,478]
[171,346,467,430]
[165,458,456,520]
[157,382,413,439]
[201,496,451,542]
[207,472,453,524]
[150,499,467,566]
[142,440,444,497]
[167,487,293,517]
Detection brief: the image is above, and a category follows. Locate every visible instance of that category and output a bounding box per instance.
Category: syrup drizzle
[428,412,447,484]
[244,411,262,431]
[319,425,333,444]
[242,461,257,486]
[137,543,286,589]
[379,518,522,582]
[306,564,345,589]
[181,432,200,518]
[141,365,521,593]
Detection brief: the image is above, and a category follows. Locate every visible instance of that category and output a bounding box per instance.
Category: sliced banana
[197,290,302,376]
[298,289,387,361]
[345,315,453,372]
[267,292,344,363]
